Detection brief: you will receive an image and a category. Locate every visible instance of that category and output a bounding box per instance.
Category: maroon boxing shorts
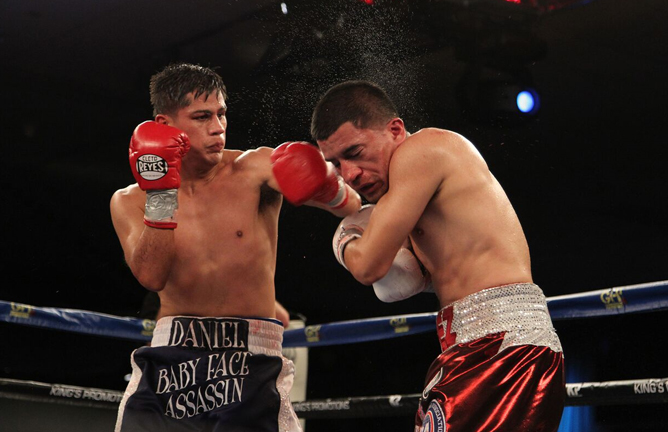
[416,283,565,432]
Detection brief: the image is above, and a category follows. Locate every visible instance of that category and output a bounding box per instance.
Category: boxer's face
[159,91,227,167]
[319,119,404,203]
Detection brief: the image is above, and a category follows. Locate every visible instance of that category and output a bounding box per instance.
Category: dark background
[1,0,667,430]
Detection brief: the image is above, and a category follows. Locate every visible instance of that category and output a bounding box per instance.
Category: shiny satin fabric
[415,330,565,432]
[115,317,302,432]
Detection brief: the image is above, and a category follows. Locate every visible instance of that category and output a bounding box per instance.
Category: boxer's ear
[387,118,406,142]
[155,115,170,125]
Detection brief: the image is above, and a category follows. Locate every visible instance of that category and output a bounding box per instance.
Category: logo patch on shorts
[136,154,168,180]
[419,400,446,432]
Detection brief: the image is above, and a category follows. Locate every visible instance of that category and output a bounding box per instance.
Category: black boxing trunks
[115,316,302,432]
[415,283,565,432]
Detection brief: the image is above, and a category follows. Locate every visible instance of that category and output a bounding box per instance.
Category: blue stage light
[517,90,539,114]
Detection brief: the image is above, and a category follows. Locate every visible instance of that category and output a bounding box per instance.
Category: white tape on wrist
[326,176,349,209]
[144,189,178,228]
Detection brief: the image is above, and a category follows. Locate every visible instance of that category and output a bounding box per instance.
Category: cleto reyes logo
[136,154,168,180]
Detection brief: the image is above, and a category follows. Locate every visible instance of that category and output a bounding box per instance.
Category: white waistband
[151,316,284,357]
[439,283,563,353]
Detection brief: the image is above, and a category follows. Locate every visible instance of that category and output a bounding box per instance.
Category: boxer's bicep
[110,188,148,266]
[351,142,444,279]
[233,147,281,192]
[383,142,445,230]
[252,147,282,192]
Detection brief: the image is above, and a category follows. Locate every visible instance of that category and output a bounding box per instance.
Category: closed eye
[343,145,362,159]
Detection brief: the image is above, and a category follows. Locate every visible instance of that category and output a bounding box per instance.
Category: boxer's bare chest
[174,169,280,252]
[409,190,449,269]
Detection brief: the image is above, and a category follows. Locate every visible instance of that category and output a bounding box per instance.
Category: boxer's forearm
[307,185,361,217]
[128,228,176,291]
[342,239,393,286]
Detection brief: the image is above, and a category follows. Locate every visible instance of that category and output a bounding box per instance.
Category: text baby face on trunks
[169,318,249,351]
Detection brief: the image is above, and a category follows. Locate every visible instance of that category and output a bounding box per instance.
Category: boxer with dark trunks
[313,80,565,431]
[110,63,361,431]
[116,317,295,431]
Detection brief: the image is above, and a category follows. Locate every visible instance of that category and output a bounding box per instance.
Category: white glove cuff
[332,204,374,270]
[373,247,427,302]
[334,230,362,270]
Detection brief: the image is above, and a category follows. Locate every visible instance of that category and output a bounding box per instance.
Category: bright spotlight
[456,67,541,124]
[516,90,539,114]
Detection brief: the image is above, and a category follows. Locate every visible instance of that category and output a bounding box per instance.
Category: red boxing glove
[129,121,190,191]
[271,141,348,208]
[128,121,190,229]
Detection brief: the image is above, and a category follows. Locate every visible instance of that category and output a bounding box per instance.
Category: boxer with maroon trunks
[314,80,565,431]
[111,63,361,431]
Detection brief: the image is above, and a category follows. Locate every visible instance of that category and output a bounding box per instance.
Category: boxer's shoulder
[235,147,285,190]
[111,183,144,208]
[227,147,273,170]
[390,131,450,173]
[394,129,476,176]
[110,184,146,233]
[402,128,458,151]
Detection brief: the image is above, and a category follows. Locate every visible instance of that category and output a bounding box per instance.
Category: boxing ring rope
[3,375,668,415]
[2,280,667,348]
[2,279,668,417]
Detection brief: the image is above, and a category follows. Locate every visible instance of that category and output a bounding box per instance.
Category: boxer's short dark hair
[150,63,227,117]
[311,80,398,142]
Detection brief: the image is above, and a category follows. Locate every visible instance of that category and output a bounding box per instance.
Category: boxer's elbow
[126,245,173,291]
[129,262,167,292]
[344,241,392,285]
[134,271,167,292]
[353,272,379,286]
[349,258,391,286]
